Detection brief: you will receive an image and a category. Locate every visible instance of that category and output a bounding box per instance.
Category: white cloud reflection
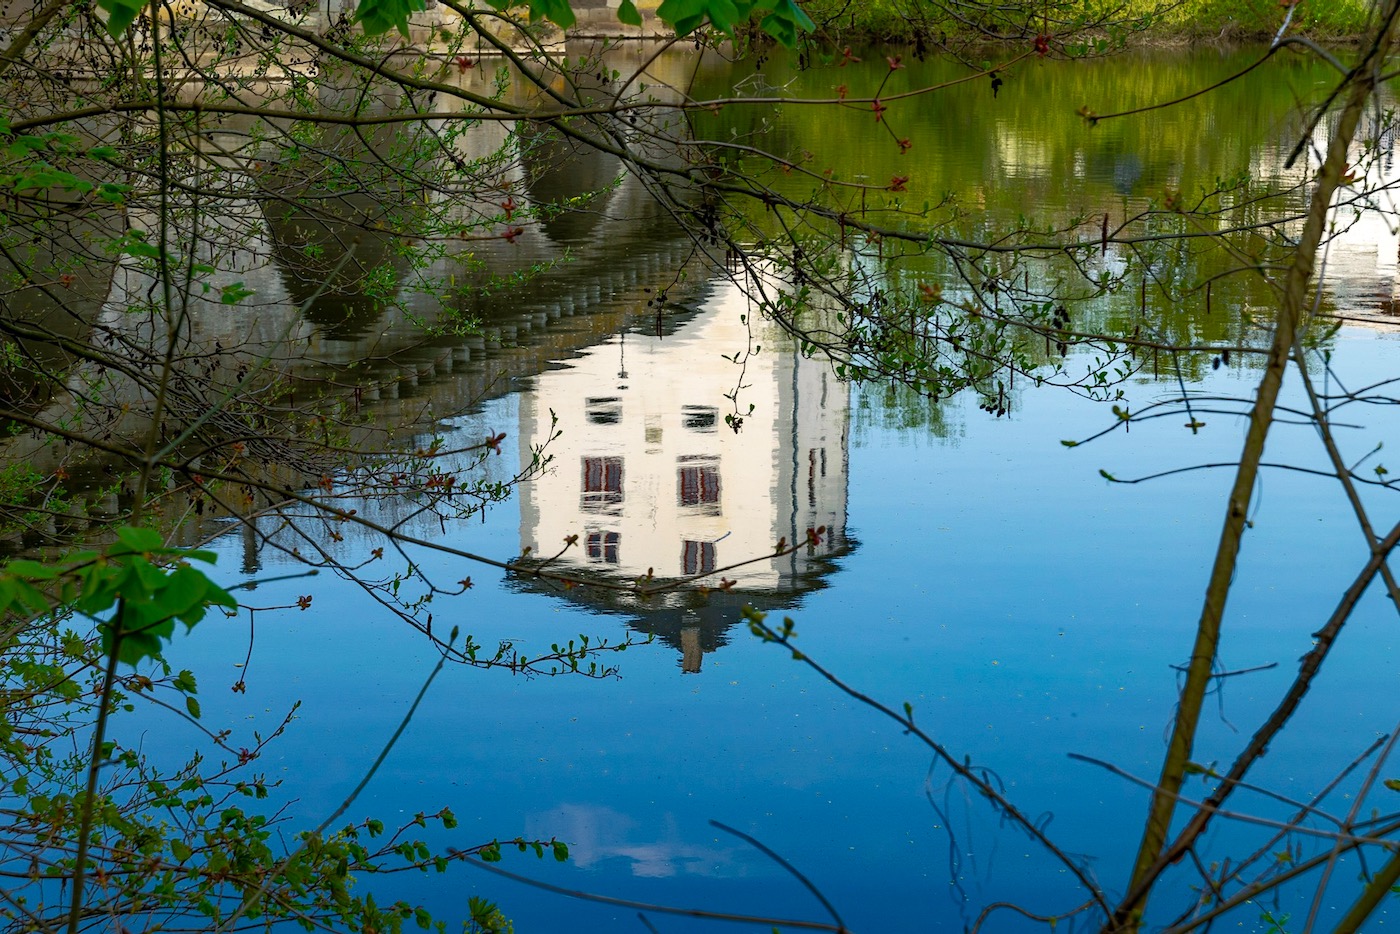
[527,803,743,878]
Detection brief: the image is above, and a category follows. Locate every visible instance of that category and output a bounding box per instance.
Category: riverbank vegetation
[4,0,1400,930]
[795,0,1376,45]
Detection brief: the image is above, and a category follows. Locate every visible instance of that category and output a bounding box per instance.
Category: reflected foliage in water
[687,45,1390,426]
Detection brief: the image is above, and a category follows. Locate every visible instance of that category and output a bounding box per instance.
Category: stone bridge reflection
[0,58,854,658]
[0,61,700,534]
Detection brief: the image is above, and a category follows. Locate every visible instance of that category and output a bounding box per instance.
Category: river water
[127,44,1400,931]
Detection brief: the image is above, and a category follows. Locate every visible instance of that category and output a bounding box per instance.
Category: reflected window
[677,456,720,511]
[681,540,716,576]
[586,397,622,425]
[682,405,718,432]
[587,531,620,564]
[582,456,623,510]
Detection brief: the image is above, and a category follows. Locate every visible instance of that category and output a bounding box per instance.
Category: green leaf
[357,9,394,33]
[526,0,575,27]
[129,556,169,595]
[656,0,704,33]
[170,839,193,862]
[113,526,164,555]
[4,559,58,580]
[162,566,212,620]
[468,897,500,925]
[551,840,569,862]
[758,0,810,46]
[220,282,255,305]
[12,580,51,615]
[185,696,202,719]
[100,1,140,37]
[104,623,166,666]
[352,0,426,36]
[7,135,47,155]
[703,0,740,33]
[202,579,238,610]
[617,0,642,25]
[759,10,795,46]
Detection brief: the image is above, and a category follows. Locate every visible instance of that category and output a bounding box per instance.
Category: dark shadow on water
[507,533,855,673]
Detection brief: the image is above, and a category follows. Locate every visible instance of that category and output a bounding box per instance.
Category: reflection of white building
[1246,115,1400,324]
[516,278,848,667]
[1325,135,1400,321]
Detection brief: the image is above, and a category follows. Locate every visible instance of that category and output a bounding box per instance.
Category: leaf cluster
[0,526,236,667]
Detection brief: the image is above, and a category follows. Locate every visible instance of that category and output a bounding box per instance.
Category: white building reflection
[516,279,850,671]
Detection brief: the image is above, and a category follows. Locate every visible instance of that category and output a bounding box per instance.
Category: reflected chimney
[681,626,702,673]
